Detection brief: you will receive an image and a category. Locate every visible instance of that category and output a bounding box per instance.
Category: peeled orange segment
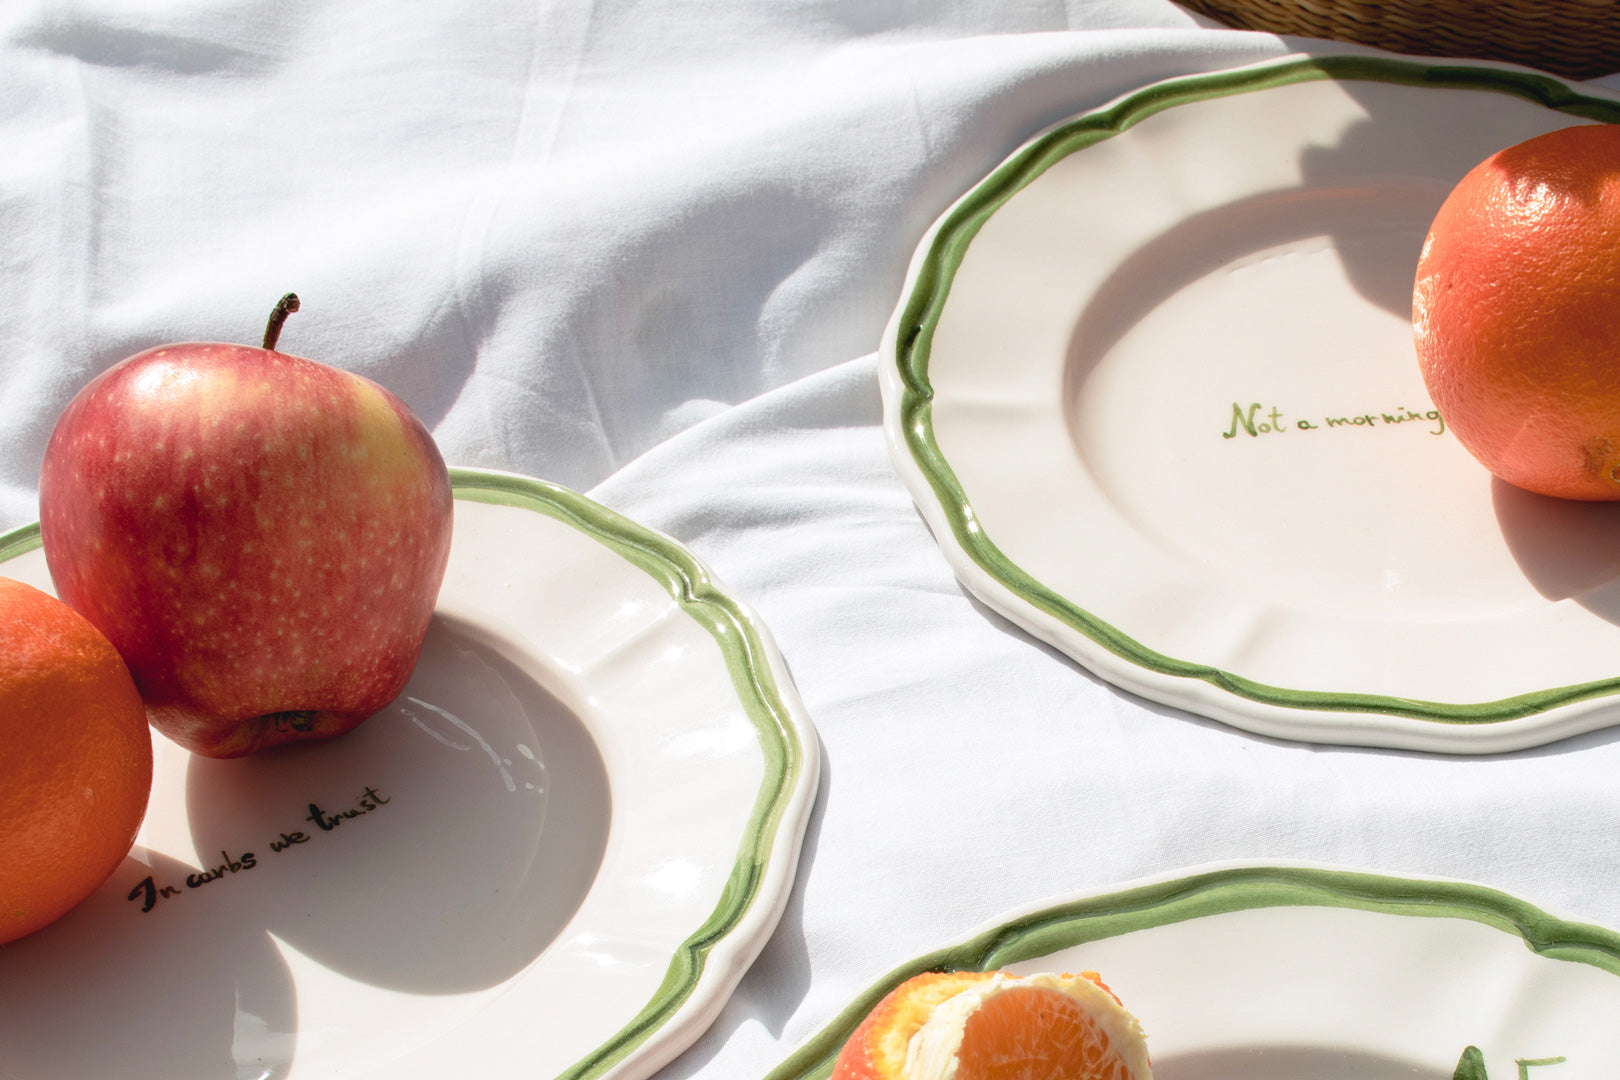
[834,972,992,1080]
[831,971,1151,1080]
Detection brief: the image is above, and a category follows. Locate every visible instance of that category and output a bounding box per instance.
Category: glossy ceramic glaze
[880,54,1620,752]
[0,468,820,1080]
[768,863,1620,1080]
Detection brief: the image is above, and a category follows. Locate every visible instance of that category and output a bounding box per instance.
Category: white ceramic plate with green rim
[881,53,1620,753]
[766,863,1620,1080]
[0,467,819,1080]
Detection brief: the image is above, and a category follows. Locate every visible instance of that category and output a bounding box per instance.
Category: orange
[0,576,153,945]
[1414,121,1620,500]
[831,970,1152,1080]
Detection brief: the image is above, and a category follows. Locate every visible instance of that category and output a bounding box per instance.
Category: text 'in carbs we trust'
[125,786,391,914]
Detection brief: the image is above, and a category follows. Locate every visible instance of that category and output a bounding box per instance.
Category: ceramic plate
[0,468,819,1080]
[881,54,1620,753]
[767,863,1620,1080]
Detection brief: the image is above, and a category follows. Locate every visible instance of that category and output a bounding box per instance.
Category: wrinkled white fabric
[5,4,1620,1080]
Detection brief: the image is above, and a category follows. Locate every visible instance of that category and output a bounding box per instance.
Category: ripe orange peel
[831,969,1152,1080]
[0,576,152,945]
[1414,122,1620,500]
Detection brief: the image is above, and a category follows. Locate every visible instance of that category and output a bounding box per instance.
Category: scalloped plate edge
[878,52,1620,753]
[765,860,1620,1080]
[0,466,823,1080]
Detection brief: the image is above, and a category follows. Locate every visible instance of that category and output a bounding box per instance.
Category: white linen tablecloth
[4,3,1619,1078]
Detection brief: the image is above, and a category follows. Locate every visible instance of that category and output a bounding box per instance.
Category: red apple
[38,295,453,758]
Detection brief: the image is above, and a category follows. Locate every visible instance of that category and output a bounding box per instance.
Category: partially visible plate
[0,468,820,1080]
[767,863,1620,1080]
[880,54,1620,752]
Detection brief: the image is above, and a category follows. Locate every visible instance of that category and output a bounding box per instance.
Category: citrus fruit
[0,576,153,945]
[1414,121,1620,500]
[831,970,1152,1080]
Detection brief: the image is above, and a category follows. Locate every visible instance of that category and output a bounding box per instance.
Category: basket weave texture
[1177,0,1620,80]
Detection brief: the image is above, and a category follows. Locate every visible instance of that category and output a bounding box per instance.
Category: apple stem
[263,293,301,351]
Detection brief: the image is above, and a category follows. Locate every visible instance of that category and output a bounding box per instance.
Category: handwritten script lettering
[1222,401,1444,440]
[185,851,257,888]
[1453,1045,1566,1080]
[306,786,390,832]
[127,877,181,913]
[126,786,390,915]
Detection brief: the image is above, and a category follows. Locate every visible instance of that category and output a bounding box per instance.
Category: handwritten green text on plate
[1454,1045,1566,1080]
[1222,401,1445,440]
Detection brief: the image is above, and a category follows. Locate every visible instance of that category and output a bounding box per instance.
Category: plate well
[0,612,611,1080]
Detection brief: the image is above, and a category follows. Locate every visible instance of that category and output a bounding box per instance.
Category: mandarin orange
[0,576,153,945]
[1415,122,1620,500]
[831,970,1151,1080]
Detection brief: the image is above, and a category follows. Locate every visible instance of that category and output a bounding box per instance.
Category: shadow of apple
[183,615,613,996]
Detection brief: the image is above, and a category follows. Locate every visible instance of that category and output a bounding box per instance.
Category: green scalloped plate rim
[0,466,816,1080]
[764,862,1620,1080]
[888,53,1620,727]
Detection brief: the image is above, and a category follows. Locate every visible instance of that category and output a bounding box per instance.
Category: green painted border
[0,520,40,563]
[765,864,1620,1080]
[892,53,1620,725]
[448,469,810,1080]
[0,468,812,1080]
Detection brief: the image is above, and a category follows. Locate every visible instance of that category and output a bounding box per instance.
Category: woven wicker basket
[1176,0,1620,80]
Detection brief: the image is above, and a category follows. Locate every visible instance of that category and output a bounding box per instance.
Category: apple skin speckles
[38,340,453,759]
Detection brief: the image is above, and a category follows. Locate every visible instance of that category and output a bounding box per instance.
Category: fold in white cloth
[2,1,1251,524]
[4,5,1620,1080]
